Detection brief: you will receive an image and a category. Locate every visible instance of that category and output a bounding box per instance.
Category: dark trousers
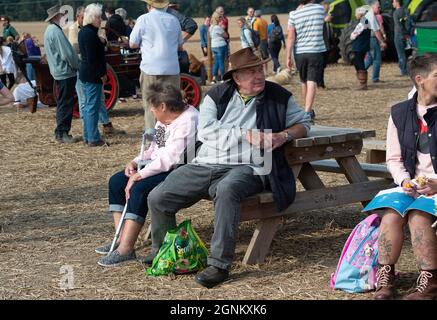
[352,51,367,72]
[54,76,77,137]
[108,170,170,225]
[148,164,265,270]
[0,73,15,90]
[268,40,282,72]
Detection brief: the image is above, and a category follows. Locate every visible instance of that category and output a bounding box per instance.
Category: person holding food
[371,53,437,300]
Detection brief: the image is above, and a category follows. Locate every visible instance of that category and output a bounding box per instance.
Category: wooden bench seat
[310,159,392,179]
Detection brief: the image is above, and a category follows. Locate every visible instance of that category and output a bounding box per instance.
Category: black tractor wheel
[338,20,359,64]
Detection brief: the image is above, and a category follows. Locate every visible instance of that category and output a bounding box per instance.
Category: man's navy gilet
[391,92,437,178]
[206,80,296,212]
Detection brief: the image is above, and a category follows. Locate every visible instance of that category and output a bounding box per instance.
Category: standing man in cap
[44,4,80,143]
[129,0,183,130]
[146,48,311,288]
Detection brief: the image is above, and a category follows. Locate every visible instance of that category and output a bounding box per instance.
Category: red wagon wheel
[59,64,119,118]
[180,73,202,108]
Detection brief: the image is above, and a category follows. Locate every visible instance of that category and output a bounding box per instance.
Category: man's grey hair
[76,6,85,17]
[115,8,127,20]
[83,3,103,26]
[254,10,262,17]
[369,0,380,6]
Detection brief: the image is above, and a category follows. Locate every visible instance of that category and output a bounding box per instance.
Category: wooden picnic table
[240,125,394,265]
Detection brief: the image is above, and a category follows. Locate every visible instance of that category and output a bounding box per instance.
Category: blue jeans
[364,37,381,82]
[82,82,102,143]
[394,35,407,75]
[212,45,228,80]
[76,76,109,125]
[108,170,170,225]
[26,63,34,81]
[268,40,282,72]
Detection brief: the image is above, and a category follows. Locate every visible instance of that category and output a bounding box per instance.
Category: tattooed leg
[408,210,437,270]
[378,209,407,265]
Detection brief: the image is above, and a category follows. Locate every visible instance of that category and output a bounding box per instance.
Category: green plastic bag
[146,220,209,276]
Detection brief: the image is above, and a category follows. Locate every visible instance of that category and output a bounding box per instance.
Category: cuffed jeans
[108,170,170,225]
[364,37,381,81]
[76,76,109,125]
[394,35,407,75]
[54,76,76,137]
[82,82,102,143]
[147,164,265,270]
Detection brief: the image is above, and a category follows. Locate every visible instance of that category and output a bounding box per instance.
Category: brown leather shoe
[102,122,126,135]
[404,270,437,300]
[374,264,396,300]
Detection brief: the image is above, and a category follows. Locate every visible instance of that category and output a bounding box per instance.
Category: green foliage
[0,0,299,22]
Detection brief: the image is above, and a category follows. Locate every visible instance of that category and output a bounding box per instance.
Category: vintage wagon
[21,42,203,117]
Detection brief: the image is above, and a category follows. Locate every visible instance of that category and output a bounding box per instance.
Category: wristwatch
[284,131,294,143]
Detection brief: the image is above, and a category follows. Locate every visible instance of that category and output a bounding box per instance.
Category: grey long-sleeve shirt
[44,23,79,80]
[193,89,311,172]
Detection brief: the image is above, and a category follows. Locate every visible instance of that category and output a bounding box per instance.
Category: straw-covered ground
[0,59,421,300]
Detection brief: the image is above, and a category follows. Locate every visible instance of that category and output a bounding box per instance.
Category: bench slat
[240,178,394,221]
[310,159,392,179]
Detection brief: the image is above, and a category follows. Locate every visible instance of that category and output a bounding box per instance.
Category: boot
[102,122,126,135]
[404,270,437,300]
[374,264,396,300]
[356,70,368,90]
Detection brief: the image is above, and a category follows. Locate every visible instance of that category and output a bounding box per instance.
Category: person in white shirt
[0,37,16,90]
[129,0,183,129]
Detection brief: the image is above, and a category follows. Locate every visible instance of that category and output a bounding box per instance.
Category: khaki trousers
[140,72,180,129]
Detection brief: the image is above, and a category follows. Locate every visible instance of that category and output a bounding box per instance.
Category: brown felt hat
[143,0,170,9]
[223,48,271,80]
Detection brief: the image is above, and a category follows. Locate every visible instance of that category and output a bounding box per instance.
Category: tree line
[0,0,300,22]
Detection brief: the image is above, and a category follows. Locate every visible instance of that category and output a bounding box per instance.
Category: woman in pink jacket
[96,82,199,267]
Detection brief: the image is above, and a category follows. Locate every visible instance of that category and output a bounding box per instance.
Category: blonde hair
[355,5,369,17]
[83,3,102,26]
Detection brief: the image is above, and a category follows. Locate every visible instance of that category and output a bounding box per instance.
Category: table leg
[298,162,325,190]
[336,156,371,206]
[242,165,303,265]
[243,216,282,265]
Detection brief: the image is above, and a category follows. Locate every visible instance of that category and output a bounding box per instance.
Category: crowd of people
[0,0,436,299]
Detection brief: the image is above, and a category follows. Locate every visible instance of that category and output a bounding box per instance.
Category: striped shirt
[288,4,326,54]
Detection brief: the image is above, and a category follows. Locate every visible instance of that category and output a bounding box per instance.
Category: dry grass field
[0,19,420,300]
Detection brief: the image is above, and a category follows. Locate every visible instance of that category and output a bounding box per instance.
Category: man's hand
[124,161,137,177]
[125,172,142,200]
[245,131,287,151]
[415,178,437,196]
[380,41,387,50]
[246,130,264,149]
